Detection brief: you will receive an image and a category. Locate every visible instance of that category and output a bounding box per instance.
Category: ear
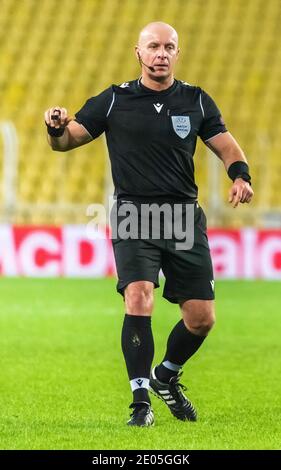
[176,47,180,61]
[135,45,140,60]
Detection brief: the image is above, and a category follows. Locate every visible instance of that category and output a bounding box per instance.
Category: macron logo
[210,280,215,291]
[136,379,143,387]
[153,103,163,113]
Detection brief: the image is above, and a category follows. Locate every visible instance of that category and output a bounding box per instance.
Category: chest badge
[153,103,163,113]
[171,116,191,139]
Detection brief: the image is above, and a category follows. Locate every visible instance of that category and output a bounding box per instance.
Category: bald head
[135,21,180,86]
[138,22,178,47]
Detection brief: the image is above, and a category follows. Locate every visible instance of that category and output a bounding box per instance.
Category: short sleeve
[198,89,227,142]
[74,87,113,139]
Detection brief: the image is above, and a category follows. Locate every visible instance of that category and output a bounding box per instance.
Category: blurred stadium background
[0,0,280,227]
[0,0,281,451]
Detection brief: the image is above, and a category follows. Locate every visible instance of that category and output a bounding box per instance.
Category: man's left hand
[228,178,254,208]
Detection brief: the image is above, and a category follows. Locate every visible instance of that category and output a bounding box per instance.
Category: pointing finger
[232,188,242,208]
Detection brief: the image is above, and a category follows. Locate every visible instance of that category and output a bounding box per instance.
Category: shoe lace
[169,372,188,403]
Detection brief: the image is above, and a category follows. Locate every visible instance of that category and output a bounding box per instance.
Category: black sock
[156,319,206,383]
[121,314,154,404]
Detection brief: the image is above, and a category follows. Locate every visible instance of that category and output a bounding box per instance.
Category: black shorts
[111,200,214,304]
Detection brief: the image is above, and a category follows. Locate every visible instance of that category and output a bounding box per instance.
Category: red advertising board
[0,226,281,279]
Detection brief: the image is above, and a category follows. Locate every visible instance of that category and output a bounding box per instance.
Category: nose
[156,46,167,60]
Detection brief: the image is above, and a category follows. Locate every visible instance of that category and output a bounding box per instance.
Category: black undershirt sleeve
[198,89,227,142]
[74,87,113,139]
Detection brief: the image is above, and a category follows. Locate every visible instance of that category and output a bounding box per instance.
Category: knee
[186,313,215,336]
[125,281,154,315]
[182,301,216,336]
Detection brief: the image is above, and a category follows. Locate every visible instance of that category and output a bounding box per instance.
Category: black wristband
[45,123,65,137]
[227,161,251,185]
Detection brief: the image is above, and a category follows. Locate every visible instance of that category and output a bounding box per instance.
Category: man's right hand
[44,106,71,129]
[44,106,92,151]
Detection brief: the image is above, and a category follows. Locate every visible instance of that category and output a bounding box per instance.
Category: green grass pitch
[0,278,280,450]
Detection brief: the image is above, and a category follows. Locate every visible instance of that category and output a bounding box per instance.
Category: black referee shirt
[75,79,227,201]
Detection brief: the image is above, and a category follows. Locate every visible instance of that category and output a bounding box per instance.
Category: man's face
[136,25,179,82]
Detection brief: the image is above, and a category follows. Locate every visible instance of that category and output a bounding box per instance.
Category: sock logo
[132,333,141,347]
[130,377,149,391]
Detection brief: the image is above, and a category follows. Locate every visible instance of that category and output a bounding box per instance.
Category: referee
[45,22,253,427]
